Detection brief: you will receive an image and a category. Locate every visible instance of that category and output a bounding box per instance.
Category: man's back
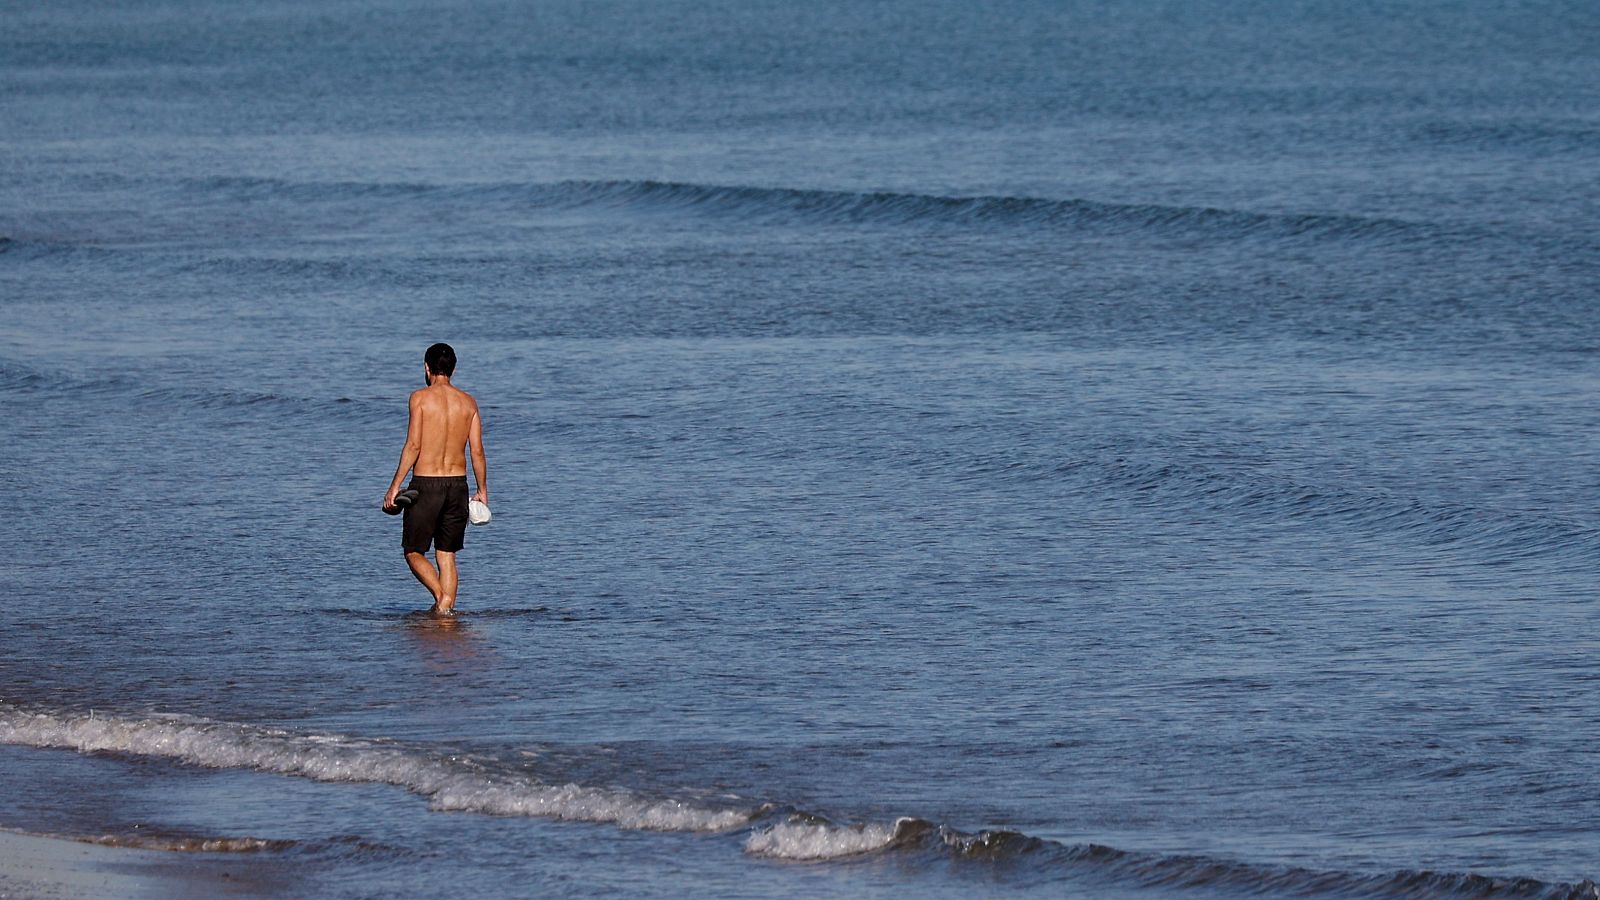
[410,382,479,477]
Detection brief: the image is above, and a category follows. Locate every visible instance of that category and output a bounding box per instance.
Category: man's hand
[473,489,488,505]
[383,486,400,511]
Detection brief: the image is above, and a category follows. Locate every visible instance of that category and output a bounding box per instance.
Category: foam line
[0,703,752,834]
[743,818,905,860]
[6,703,1596,896]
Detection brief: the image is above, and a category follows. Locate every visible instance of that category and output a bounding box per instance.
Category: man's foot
[430,597,456,616]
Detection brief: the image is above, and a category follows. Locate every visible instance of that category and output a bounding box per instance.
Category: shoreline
[0,828,285,898]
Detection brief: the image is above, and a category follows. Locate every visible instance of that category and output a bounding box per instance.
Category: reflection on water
[400,611,493,672]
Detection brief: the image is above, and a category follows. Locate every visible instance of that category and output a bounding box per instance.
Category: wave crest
[743,817,906,860]
[4,703,1595,896]
[146,175,1470,245]
[0,703,754,834]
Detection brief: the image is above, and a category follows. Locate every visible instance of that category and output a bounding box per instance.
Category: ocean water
[3,0,1599,895]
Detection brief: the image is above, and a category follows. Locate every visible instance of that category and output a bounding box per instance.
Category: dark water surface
[3,0,1599,896]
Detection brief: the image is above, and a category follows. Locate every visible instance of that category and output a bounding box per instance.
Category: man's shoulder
[409,386,453,410]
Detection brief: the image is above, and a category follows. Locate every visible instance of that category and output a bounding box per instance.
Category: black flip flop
[383,488,421,515]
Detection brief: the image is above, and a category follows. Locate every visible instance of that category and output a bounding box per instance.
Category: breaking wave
[745,816,1599,899]
[744,816,904,860]
[0,703,753,834]
[3,702,1594,897]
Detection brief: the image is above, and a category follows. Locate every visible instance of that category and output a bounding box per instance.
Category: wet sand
[0,829,284,898]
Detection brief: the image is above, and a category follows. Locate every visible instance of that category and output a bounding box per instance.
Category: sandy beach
[0,829,281,898]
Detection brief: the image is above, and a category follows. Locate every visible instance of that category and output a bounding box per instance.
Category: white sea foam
[0,703,750,834]
[428,780,749,831]
[743,818,908,860]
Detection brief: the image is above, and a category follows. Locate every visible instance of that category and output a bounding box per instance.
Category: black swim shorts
[402,475,469,553]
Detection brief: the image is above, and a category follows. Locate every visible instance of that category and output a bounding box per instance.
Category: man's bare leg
[405,551,444,609]
[435,551,458,614]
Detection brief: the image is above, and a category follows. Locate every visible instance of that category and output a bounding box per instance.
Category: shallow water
[3,0,1599,896]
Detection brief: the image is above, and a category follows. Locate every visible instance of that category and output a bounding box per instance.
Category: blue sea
[3,0,1599,896]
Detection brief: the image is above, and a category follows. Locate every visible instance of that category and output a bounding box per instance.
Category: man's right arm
[384,393,423,508]
[468,408,488,504]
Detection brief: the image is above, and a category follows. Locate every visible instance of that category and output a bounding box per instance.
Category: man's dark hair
[424,342,457,377]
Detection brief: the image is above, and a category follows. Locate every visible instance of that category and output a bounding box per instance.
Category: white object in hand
[468,499,492,526]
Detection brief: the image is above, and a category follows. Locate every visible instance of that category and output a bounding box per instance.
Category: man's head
[424,342,457,379]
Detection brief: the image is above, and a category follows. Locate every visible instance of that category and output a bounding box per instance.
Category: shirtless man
[384,343,488,615]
